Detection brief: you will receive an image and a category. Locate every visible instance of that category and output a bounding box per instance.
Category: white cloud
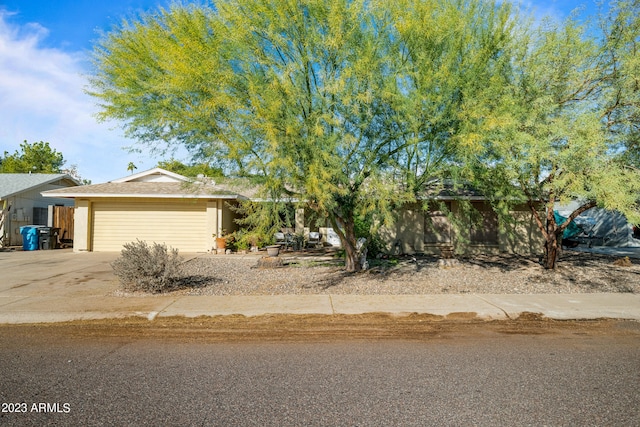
[0,11,157,183]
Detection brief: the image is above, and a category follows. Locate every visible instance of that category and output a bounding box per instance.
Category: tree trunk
[331,214,361,273]
[541,204,561,269]
[540,200,596,270]
[543,234,560,269]
[343,237,360,272]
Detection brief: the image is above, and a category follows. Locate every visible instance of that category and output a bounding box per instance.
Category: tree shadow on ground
[367,253,539,274]
[525,252,639,293]
[559,251,637,267]
[455,254,538,272]
[297,250,636,274]
[169,275,216,292]
[301,270,355,291]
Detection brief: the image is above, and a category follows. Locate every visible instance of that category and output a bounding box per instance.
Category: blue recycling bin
[19,226,41,251]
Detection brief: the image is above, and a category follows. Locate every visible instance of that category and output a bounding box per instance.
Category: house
[0,173,79,247]
[378,185,545,256]
[42,168,249,252]
[42,167,546,255]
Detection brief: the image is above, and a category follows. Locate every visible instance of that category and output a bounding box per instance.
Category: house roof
[42,181,245,199]
[417,181,487,201]
[110,167,190,183]
[41,168,261,200]
[0,173,80,199]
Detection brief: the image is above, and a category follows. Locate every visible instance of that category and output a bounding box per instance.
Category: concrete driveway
[0,249,120,298]
[0,249,193,323]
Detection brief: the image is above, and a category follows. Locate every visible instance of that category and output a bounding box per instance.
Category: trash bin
[38,227,60,250]
[19,225,41,251]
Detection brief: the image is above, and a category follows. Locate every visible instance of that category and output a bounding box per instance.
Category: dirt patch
[2,314,638,343]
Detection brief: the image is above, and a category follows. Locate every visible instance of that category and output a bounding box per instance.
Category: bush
[111,240,182,293]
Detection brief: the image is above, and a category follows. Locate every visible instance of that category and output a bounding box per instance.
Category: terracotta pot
[216,237,226,250]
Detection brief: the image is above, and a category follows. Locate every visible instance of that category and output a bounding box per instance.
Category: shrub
[111,240,182,293]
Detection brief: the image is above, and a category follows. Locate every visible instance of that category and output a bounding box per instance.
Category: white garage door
[91,200,207,252]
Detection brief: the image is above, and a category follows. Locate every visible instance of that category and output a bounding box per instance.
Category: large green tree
[0,140,65,173]
[600,0,640,168]
[462,4,640,269]
[89,0,514,271]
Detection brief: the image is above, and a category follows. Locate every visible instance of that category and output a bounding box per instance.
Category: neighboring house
[0,173,79,247]
[42,168,250,252]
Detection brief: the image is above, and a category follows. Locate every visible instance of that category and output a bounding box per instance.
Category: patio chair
[307,231,321,248]
[274,232,292,250]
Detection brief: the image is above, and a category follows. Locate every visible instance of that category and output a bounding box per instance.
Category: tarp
[554,211,583,239]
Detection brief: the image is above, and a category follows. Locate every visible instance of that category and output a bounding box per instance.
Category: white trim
[110,167,190,183]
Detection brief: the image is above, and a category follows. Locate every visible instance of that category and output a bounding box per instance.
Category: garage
[91,199,208,252]
[42,168,245,253]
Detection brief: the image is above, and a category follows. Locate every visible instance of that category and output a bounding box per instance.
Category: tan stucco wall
[221,200,238,237]
[379,202,544,256]
[206,200,218,251]
[498,209,545,255]
[73,199,90,252]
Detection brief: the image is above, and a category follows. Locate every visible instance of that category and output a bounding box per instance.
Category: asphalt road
[1,319,639,426]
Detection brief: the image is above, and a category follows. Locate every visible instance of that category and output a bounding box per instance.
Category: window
[469,203,498,244]
[424,202,452,244]
[33,207,48,226]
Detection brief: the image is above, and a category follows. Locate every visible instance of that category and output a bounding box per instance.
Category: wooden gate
[53,206,74,242]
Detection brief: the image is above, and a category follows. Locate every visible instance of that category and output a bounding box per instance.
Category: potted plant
[240,231,267,253]
[213,230,227,251]
[292,232,305,251]
[266,245,280,257]
[236,239,249,254]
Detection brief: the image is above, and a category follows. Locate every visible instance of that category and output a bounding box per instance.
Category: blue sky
[0,0,600,183]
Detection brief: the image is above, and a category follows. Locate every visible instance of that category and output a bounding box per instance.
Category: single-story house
[42,168,250,252]
[43,168,545,255]
[0,173,79,247]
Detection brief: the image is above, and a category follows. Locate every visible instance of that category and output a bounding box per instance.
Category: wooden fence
[53,206,74,242]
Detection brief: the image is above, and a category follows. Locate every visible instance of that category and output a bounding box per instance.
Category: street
[1,317,639,426]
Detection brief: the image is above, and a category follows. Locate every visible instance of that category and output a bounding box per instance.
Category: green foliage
[157,159,224,177]
[111,240,182,293]
[0,140,65,173]
[460,4,640,268]
[232,199,295,242]
[89,0,639,270]
[599,0,640,168]
[354,212,386,258]
[89,0,514,271]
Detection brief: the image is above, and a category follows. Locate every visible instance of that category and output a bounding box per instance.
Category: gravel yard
[156,250,640,296]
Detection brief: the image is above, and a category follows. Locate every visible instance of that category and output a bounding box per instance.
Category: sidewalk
[1,250,639,324]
